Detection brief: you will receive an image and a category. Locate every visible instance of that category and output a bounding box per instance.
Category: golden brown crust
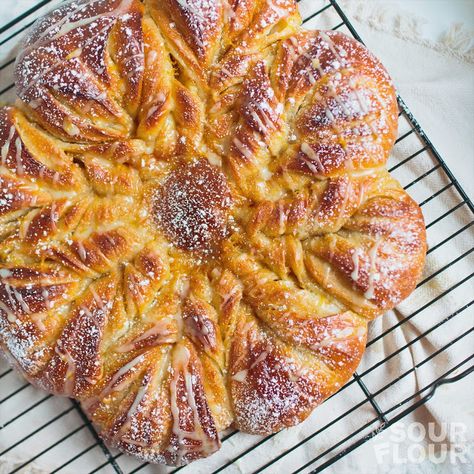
[15,0,147,142]
[0,0,426,467]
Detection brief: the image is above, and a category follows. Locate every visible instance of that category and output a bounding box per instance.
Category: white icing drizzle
[250,100,279,137]
[118,351,174,445]
[83,353,146,410]
[123,52,146,75]
[125,380,149,422]
[301,142,323,173]
[79,304,95,319]
[357,180,368,208]
[109,354,146,389]
[12,286,30,314]
[233,138,253,160]
[267,0,290,20]
[53,171,61,185]
[323,237,337,287]
[175,276,190,337]
[63,119,81,137]
[0,301,17,323]
[168,345,218,464]
[147,49,158,64]
[364,238,383,300]
[28,99,43,109]
[89,286,105,311]
[292,239,304,276]
[1,126,15,165]
[222,0,236,22]
[14,137,24,176]
[220,284,239,309]
[288,366,305,383]
[353,87,370,115]
[231,370,247,383]
[311,326,357,351]
[76,241,88,262]
[50,202,58,229]
[66,48,83,60]
[55,345,76,396]
[209,99,222,114]
[146,92,167,120]
[349,78,381,137]
[116,319,175,353]
[335,178,352,229]
[0,268,13,278]
[334,327,355,338]
[288,36,299,58]
[319,31,347,67]
[288,37,318,85]
[278,201,286,235]
[232,350,268,382]
[219,63,235,79]
[356,326,366,340]
[4,283,31,315]
[30,313,47,332]
[55,0,134,43]
[228,321,256,374]
[120,437,148,447]
[351,248,362,281]
[260,166,272,181]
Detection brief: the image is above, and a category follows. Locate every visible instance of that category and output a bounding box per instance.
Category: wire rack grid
[0,0,473,473]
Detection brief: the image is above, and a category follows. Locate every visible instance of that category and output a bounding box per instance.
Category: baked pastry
[0,0,426,466]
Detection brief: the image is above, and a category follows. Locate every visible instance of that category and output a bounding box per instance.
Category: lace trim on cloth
[340,0,474,63]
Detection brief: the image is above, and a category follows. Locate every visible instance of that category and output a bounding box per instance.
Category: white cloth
[0,1,473,473]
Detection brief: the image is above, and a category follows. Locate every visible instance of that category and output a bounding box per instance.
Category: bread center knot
[152,159,232,257]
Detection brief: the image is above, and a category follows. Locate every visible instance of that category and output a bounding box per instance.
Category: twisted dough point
[0,0,426,467]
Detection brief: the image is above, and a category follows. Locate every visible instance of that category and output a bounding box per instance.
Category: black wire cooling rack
[0,1,473,473]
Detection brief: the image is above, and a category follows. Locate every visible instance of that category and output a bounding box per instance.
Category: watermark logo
[374,422,471,465]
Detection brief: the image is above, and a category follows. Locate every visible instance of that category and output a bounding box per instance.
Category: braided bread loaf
[0,0,426,466]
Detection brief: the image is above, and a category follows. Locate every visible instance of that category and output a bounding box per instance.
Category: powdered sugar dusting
[153,159,232,257]
[173,0,220,55]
